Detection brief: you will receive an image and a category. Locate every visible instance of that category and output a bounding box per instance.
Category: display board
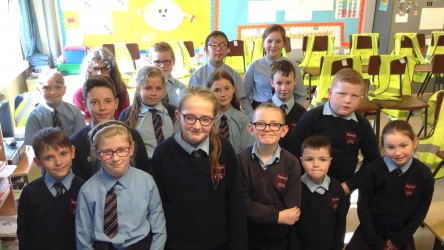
[57,0,366,49]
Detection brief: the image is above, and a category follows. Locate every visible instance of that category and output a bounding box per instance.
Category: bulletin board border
[238,22,346,46]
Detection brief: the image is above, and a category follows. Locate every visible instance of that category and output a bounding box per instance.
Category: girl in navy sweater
[347,120,434,250]
[152,87,247,250]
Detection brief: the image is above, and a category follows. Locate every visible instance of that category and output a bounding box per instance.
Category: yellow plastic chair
[14,92,40,127]
[392,33,426,83]
[299,35,335,88]
[425,31,444,63]
[224,40,248,74]
[418,90,444,179]
[367,55,427,121]
[349,33,379,80]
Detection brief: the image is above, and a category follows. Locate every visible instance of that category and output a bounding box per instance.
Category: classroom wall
[56,0,375,52]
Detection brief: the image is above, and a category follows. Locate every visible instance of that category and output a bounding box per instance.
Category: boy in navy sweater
[289,68,380,200]
[269,60,306,150]
[296,135,347,250]
[239,103,301,250]
[70,75,149,180]
[17,127,85,250]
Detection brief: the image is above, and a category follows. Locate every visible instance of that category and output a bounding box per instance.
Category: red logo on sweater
[405,183,416,197]
[212,165,226,181]
[331,196,340,211]
[276,173,288,189]
[70,199,77,215]
[345,132,357,145]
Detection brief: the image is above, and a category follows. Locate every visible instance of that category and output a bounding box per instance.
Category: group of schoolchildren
[18,24,434,250]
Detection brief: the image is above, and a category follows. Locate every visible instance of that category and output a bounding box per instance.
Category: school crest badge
[331,196,340,211]
[276,173,288,190]
[405,183,416,197]
[212,164,226,181]
[345,132,357,145]
[70,199,77,215]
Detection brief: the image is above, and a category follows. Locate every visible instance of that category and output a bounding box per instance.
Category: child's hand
[341,182,350,196]
[278,206,300,225]
[384,240,398,250]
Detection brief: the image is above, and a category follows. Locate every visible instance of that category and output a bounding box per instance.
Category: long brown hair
[82,47,127,110]
[126,66,165,128]
[177,87,222,189]
[206,69,241,111]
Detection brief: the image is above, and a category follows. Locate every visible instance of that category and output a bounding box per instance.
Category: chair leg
[432,160,444,178]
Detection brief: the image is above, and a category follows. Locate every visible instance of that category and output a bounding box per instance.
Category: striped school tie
[280,104,288,114]
[392,168,402,176]
[218,115,229,139]
[104,182,119,239]
[53,182,66,198]
[52,109,63,129]
[150,109,164,144]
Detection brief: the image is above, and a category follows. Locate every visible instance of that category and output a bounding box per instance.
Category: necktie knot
[192,149,203,158]
[392,168,403,176]
[218,115,229,139]
[280,104,288,114]
[52,109,63,129]
[53,182,66,197]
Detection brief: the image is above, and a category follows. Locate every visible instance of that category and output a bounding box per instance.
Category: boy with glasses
[238,102,301,250]
[189,31,253,115]
[149,41,187,106]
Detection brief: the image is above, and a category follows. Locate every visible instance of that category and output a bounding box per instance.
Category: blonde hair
[177,87,222,189]
[126,66,165,128]
[150,41,175,60]
[88,121,134,164]
[38,69,64,86]
[253,102,286,124]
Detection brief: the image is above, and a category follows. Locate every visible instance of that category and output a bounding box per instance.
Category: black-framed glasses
[182,114,214,126]
[153,60,172,66]
[92,66,110,74]
[252,122,284,131]
[208,43,228,50]
[97,147,130,160]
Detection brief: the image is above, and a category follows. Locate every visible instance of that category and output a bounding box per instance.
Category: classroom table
[423,200,444,249]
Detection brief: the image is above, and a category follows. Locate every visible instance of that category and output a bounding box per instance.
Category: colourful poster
[379,0,389,11]
[336,0,360,19]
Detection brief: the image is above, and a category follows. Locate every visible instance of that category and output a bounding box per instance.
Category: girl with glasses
[73,47,130,124]
[151,86,247,249]
[189,31,254,116]
[76,121,166,249]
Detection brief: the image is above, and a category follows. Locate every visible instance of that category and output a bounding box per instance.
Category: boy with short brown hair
[239,103,301,250]
[17,127,84,250]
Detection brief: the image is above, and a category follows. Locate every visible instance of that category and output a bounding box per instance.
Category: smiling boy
[24,69,85,145]
[238,103,301,250]
[18,128,85,250]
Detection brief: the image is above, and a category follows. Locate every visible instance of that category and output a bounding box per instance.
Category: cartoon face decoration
[143,0,184,31]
